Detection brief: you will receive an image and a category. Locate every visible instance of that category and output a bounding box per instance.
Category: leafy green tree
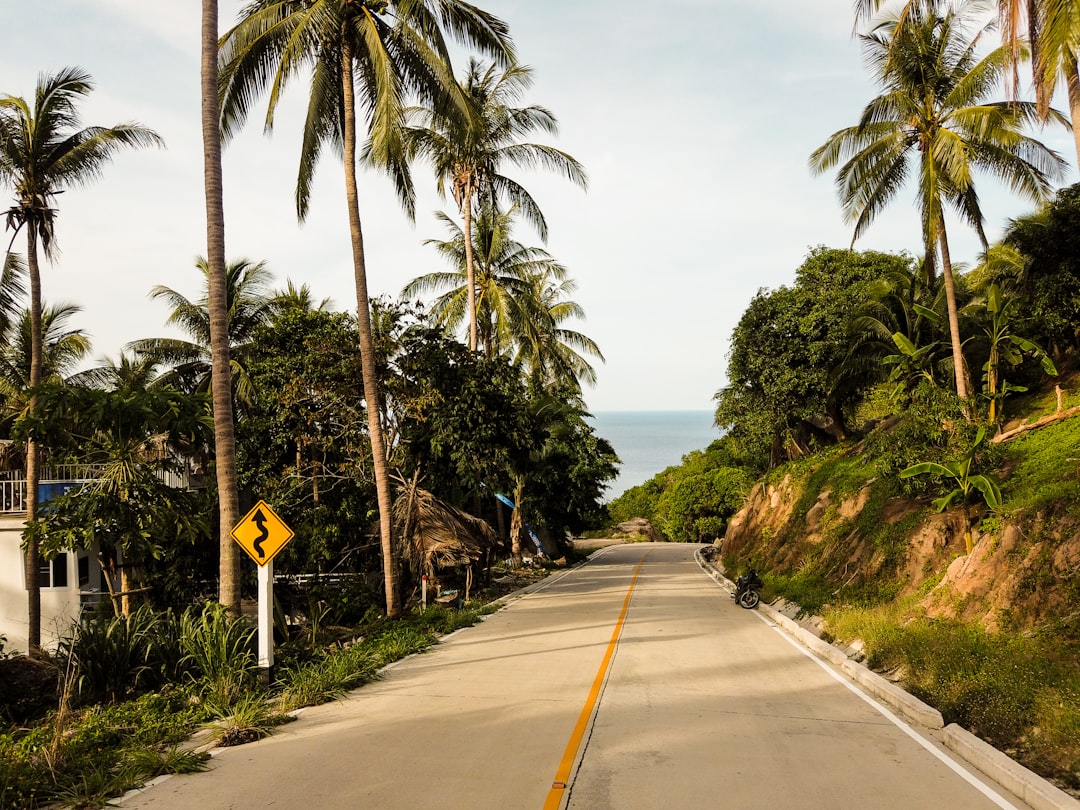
[389,326,537,507]
[656,467,753,543]
[811,3,1066,402]
[715,247,909,465]
[22,384,213,616]
[236,308,374,576]
[219,0,514,618]
[407,59,587,350]
[999,184,1080,356]
[0,66,161,648]
[514,390,618,552]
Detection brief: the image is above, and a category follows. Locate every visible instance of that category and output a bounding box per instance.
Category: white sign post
[258,560,274,673]
[231,500,295,683]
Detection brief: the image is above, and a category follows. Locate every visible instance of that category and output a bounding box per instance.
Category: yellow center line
[543,552,650,810]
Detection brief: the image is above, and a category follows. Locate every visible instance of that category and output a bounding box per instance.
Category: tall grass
[179,603,258,710]
[824,606,1080,788]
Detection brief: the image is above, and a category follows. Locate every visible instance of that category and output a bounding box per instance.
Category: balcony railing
[0,466,196,515]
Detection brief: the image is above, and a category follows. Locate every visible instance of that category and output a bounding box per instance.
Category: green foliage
[203,693,287,747]
[833,615,1080,774]
[864,381,977,486]
[1003,183,1080,355]
[607,436,758,538]
[656,467,753,543]
[0,689,202,809]
[178,604,258,711]
[716,247,915,465]
[998,410,1080,514]
[237,308,375,575]
[901,426,1003,513]
[61,606,164,704]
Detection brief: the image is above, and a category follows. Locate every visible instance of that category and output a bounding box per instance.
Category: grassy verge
[824,602,1080,793]
[0,568,546,809]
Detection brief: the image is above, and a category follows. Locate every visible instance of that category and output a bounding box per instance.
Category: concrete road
[122,543,1034,810]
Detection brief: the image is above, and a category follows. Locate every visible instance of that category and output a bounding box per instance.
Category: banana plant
[900,426,1002,553]
[969,284,1057,423]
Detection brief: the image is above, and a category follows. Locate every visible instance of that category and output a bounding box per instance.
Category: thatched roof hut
[393,485,501,582]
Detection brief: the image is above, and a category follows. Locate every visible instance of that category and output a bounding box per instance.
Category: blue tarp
[494,493,546,556]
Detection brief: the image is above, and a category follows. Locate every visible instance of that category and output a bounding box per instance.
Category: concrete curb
[939,724,1080,810]
[695,549,1079,810]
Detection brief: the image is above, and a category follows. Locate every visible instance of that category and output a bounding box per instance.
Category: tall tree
[0,67,161,649]
[129,257,278,407]
[855,0,1080,165]
[202,0,242,613]
[810,3,1066,401]
[407,59,587,350]
[218,0,515,617]
[407,205,602,392]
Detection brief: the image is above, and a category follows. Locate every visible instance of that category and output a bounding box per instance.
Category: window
[37,553,68,589]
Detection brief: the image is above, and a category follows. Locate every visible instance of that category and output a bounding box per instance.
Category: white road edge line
[696,556,1021,810]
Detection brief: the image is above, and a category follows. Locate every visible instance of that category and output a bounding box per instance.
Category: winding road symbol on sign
[231,500,294,566]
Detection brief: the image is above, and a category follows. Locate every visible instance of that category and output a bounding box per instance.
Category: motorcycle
[732,568,764,609]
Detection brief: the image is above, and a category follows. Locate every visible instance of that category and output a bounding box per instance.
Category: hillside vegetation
[608,225,1080,791]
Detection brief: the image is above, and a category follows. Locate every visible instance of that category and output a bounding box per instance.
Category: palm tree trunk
[937,216,969,401]
[202,0,241,612]
[24,227,43,652]
[462,182,478,352]
[1067,56,1080,168]
[341,40,399,618]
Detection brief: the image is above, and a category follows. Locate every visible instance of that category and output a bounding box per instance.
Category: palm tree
[407,204,603,391]
[67,350,163,392]
[408,205,552,355]
[0,303,93,391]
[0,67,161,648]
[810,3,1067,402]
[407,59,588,351]
[218,0,515,618]
[856,0,1080,166]
[274,279,333,313]
[511,269,604,393]
[202,0,242,613]
[129,257,278,408]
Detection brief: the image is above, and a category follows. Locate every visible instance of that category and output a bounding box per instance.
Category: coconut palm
[274,279,333,313]
[856,0,1080,165]
[0,303,93,397]
[0,67,161,648]
[129,257,277,408]
[218,0,515,617]
[810,2,1067,402]
[407,204,603,392]
[202,0,242,612]
[67,350,164,392]
[511,269,604,393]
[406,59,588,350]
[408,205,552,355]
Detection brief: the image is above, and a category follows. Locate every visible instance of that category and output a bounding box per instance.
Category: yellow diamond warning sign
[231,500,294,566]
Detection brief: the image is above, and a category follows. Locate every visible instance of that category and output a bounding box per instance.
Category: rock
[616,518,664,543]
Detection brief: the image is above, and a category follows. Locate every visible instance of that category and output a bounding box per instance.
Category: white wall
[0,516,85,654]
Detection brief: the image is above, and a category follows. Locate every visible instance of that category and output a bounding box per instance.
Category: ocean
[588,410,720,500]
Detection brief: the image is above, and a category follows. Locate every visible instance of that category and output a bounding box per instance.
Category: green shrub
[179,603,258,711]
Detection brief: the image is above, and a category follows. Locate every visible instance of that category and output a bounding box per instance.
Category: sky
[1,1,1076,413]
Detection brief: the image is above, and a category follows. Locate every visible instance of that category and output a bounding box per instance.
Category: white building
[0,470,108,654]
